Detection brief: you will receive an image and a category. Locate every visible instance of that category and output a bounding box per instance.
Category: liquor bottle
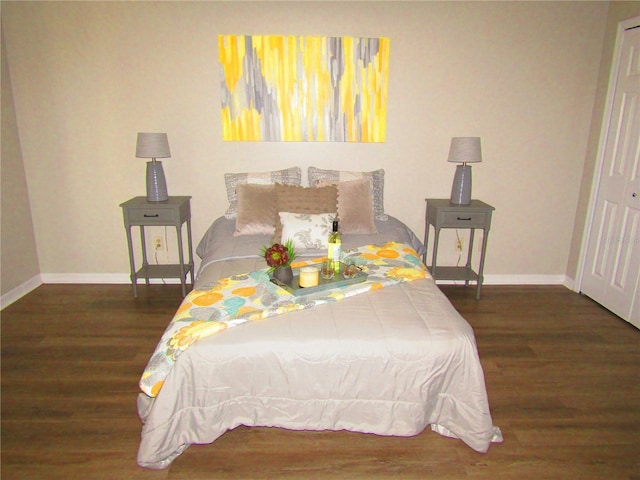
[327,220,342,273]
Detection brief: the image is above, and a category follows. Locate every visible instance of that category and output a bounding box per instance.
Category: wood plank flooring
[1,284,638,479]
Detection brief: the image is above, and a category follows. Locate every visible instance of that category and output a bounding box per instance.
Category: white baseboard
[40,273,184,285]
[1,274,43,310]
[39,273,568,286]
[2,273,571,309]
[434,274,569,287]
[484,274,568,286]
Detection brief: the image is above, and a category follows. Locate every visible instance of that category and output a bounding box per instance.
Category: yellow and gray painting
[219,35,389,142]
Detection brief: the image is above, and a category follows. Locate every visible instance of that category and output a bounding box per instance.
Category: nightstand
[423,199,494,300]
[120,196,194,298]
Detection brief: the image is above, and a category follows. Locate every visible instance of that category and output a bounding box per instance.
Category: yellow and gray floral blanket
[140,241,429,397]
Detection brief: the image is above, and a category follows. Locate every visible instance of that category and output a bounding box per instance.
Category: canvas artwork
[219,35,390,142]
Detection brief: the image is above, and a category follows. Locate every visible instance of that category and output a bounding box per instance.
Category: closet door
[580,19,640,328]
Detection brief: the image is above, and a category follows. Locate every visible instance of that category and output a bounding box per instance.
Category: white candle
[299,267,319,288]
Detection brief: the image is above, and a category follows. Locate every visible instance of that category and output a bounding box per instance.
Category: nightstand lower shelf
[135,264,194,281]
[427,266,479,283]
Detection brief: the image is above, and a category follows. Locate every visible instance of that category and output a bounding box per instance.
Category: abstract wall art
[219,35,390,142]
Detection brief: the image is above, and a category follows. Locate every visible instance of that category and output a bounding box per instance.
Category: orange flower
[232,286,256,297]
[277,304,299,315]
[376,249,399,259]
[387,267,426,281]
[150,380,165,397]
[192,291,224,306]
[169,320,227,351]
[236,305,263,318]
[175,301,192,315]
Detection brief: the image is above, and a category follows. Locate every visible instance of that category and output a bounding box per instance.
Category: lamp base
[450,164,472,205]
[146,161,168,202]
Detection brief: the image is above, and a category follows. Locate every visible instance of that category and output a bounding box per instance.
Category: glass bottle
[327,220,342,274]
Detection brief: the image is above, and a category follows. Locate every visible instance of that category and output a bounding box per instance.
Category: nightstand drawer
[440,211,489,228]
[127,208,177,225]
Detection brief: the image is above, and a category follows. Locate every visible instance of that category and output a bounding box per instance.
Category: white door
[580,18,640,329]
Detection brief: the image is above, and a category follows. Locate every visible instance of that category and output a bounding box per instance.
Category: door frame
[576,16,640,294]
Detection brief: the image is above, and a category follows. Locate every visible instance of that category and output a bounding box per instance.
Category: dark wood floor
[1,283,638,479]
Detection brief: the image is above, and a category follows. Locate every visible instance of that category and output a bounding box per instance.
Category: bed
[136,167,501,469]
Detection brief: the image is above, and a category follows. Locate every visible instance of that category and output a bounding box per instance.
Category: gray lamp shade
[447,137,482,164]
[136,132,171,159]
[136,132,170,202]
[448,137,482,205]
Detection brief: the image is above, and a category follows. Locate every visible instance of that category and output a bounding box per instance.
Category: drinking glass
[321,259,335,280]
[342,259,359,279]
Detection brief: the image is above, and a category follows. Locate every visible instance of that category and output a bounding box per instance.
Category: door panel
[581,21,640,328]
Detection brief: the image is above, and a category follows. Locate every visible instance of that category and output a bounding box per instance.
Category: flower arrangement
[260,239,297,273]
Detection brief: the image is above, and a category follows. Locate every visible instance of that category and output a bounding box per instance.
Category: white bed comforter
[137,217,500,469]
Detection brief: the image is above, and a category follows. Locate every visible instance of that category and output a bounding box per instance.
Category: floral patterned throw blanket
[140,242,429,397]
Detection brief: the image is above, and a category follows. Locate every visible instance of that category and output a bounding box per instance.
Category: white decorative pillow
[224,167,302,219]
[308,166,387,220]
[279,212,335,250]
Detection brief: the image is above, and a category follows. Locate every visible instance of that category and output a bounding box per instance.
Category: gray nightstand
[423,199,494,299]
[120,196,194,298]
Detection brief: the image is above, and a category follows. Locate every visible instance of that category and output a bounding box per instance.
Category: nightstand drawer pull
[441,211,488,227]
[127,209,176,223]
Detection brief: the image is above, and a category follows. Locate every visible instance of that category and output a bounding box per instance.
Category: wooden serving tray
[271,264,368,297]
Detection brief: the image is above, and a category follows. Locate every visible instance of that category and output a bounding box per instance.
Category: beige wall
[1,26,40,297]
[1,1,615,285]
[566,1,640,285]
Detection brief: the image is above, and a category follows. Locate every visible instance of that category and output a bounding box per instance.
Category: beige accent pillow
[308,166,387,220]
[336,178,378,234]
[272,184,338,243]
[233,184,277,236]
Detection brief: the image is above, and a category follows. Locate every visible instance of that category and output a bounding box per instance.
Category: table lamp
[136,132,170,202]
[448,137,482,205]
